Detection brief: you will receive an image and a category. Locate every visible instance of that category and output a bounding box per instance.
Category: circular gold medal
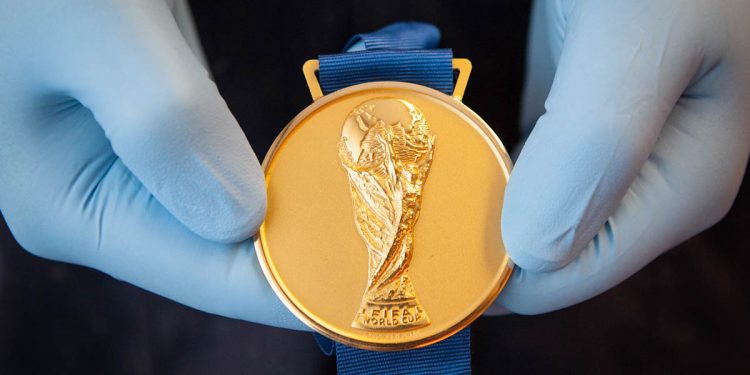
[255,63,513,351]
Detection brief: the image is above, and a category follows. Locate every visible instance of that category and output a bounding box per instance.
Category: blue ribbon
[336,328,470,375]
[319,49,454,95]
[318,22,454,95]
[342,22,442,51]
[314,22,472,374]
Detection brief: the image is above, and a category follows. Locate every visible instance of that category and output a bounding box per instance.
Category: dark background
[2,1,749,373]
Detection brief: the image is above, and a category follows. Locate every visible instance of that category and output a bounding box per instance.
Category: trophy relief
[338,98,434,330]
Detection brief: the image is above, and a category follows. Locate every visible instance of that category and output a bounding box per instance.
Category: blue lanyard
[318,22,454,95]
[317,328,471,375]
[314,22,472,375]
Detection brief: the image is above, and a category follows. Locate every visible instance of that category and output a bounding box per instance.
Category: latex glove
[0,0,306,330]
[490,0,750,315]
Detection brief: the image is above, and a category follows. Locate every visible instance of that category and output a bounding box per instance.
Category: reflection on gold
[338,98,434,330]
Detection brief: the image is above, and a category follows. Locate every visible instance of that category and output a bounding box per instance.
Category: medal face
[255,81,513,351]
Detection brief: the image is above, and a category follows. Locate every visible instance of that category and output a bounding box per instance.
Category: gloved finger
[498,71,750,313]
[36,0,265,243]
[4,166,308,331]
[502,0,705,272]
[167,0,210,69]
[0,101,306,330]
[515,0,563,158]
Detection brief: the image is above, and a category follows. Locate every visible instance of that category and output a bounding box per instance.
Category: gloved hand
[491,0,750,314]
[0,0,306,330]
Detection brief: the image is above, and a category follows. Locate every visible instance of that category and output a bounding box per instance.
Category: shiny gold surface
[302,60,324,100]
[450,59,471,101]
[255,80,513,351]
[339,99,435,330]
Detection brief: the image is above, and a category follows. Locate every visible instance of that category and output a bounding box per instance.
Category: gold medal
[255,59,513,351]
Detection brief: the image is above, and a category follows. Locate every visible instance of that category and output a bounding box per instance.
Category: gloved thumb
[502,1,701,272]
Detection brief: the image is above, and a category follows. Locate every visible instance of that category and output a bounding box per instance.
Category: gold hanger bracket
[303,58,472,102]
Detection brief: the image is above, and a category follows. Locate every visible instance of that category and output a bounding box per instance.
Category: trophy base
[352,299,430,330]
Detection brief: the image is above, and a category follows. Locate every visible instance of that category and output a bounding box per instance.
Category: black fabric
[1,1,749,373]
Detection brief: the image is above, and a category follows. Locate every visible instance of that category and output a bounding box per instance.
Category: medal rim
[254,81,514,351]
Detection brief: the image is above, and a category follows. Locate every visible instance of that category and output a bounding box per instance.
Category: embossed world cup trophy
[338,98,435,330]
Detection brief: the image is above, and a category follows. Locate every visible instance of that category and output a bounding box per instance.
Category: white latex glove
[492,0,750,314]
[0,0,306,330]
